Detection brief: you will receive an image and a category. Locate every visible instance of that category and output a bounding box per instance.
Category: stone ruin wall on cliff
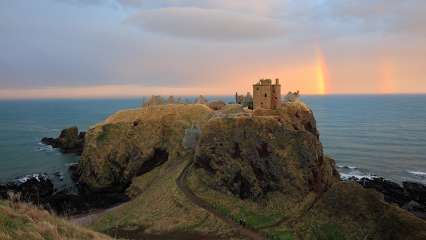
[252,79,281,110]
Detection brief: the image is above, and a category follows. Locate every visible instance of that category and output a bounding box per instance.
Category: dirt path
[176,161,265,240]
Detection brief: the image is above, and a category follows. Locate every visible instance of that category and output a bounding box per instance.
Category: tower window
[264,93,267,98]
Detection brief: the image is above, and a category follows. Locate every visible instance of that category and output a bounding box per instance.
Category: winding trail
[176,161,265,240]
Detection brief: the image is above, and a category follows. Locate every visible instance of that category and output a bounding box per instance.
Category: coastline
[1,126,425,221]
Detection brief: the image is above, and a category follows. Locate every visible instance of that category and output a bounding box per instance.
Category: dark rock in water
[0,174,54,204]
[68,163,80,183]
[41,137,57,146]
[403,181,426,205]
[402,201,426,219]
[41,126,85,155]
[46,189,90,215]
[45,186,129,216]
[357,177,408,205]
[0,169,129,216]
[348,177,426,220]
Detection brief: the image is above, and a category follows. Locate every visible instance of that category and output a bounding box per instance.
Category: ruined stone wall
[253,84,272,109]
[271,84,281,109]
[252,79,281,110]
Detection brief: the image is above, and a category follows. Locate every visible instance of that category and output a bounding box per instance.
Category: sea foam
[340,172,376,180]
[407,170,426,178]
[337,164,358,170]
[15,173,48,184]
[36,142,54,152]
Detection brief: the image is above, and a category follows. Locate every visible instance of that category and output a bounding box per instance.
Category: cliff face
[194,110,338,200]
[78,104,214,192]
[77,101,426,239]
[78,102,337,197]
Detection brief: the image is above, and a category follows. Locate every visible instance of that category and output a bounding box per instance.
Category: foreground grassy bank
[0,200,111,240]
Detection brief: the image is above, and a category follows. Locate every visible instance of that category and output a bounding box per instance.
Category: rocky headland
[41,126,85,155]
[1,99,426,239]
[71,101,426,239]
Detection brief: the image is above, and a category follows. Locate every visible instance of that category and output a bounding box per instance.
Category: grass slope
[0,201,111,240]
[89,156,243,239]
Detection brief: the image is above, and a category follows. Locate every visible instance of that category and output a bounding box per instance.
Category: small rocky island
[1,79,425,240]
[41,126,85,155]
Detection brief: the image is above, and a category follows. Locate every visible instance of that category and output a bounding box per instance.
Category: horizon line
[1,92,426,101]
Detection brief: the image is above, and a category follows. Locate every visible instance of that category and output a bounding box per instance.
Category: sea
[0,95,425,187]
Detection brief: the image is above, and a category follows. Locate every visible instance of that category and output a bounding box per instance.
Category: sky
[0,0,425,99]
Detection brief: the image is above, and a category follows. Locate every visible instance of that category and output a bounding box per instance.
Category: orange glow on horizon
[378,59,396,94]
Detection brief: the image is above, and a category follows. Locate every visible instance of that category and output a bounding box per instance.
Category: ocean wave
[65,163,79,167]
[337,164,358,170]
[407,170,426,178]
[35,142,54,152]
[15,173,48,184]
[340,172,376,180]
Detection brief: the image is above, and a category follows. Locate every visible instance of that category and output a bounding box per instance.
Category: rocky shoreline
[345,176,426,220]
[0,127,129,216]
[1,124,425,222]
[0,164,129,216]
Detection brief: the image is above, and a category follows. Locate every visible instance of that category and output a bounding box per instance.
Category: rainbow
[315,47,329,95]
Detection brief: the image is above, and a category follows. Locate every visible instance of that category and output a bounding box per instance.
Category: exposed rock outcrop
[0,172,128,216]
[404,181,426,204]
[75,101,426,238]
[77,102,336,199]
[194,103,338,200]
[347,177,426,219]
[41,126,85,155]
[0,174,54,204]
[78,104,214,193]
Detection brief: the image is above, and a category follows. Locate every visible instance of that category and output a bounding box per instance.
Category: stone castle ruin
[235,78,282,110]
[252,78,281,110]
[143,78,286,111]
[143,95,217,108]
[235,92,253,109]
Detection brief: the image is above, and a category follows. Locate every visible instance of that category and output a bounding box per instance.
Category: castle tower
[252,78,281,109]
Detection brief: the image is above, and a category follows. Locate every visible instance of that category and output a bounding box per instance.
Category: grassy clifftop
[79,104,214,192]
[77,102,426,240]
[0,201,111,240]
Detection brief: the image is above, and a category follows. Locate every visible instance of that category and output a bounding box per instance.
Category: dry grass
[89,157,241,239]
[186,167,300,239]
[83,103,322,239]
[0,201,112,240]
[295,182,426,240]
[102,104,213,125]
